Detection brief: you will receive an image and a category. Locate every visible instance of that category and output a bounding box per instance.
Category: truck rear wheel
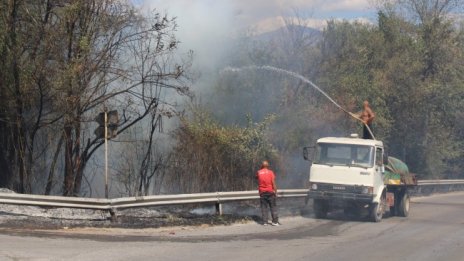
[313,199,328,219]
[389,204,396,216]
[397,191,410,217]
[389,191,399,216]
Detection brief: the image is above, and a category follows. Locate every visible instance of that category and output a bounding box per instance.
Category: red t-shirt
[256,168,275,194]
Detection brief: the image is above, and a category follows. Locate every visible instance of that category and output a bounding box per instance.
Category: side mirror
[383,152,389,166]
[375,165,385,173]
[381,165,385,173]
[303,146,314,161]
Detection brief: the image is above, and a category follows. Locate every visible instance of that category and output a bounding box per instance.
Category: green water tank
[384,156,416,185]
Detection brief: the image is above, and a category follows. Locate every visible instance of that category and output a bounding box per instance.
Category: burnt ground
[0,213,257,230]
[0,198,310,230]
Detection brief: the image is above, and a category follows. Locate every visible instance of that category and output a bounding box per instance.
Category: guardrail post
[109,208,118,222]
[215,202,223,215]
[215,192,223,215]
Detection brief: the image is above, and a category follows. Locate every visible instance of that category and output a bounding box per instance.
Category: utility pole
[104,108,109,199]
[95,109,119,199]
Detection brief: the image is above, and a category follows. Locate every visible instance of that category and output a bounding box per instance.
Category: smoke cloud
[137,0,375,93]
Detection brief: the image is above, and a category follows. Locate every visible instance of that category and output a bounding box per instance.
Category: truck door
[375,147,390,204]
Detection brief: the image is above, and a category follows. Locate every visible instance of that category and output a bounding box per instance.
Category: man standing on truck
[256,160,280,226]
[360,100,375,139]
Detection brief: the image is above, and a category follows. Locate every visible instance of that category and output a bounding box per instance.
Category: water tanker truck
[303,134,417,222]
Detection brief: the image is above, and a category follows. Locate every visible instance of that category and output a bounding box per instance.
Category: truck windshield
[314,143,374,168]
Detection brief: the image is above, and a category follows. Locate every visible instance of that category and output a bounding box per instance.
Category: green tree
[376,0,464,178]
[168,107,279,193]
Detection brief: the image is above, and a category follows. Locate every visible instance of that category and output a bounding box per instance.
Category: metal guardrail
[0,189,308,212]
[0,192,110,210]
[0,180,462,214]
[413,179,464,196]
[417,179,464,185]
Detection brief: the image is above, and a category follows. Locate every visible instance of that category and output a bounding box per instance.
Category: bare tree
[113,114,174,197]
[0,1,192,195]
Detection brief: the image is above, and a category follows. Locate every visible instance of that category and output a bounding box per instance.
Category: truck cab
[304,135,413,222]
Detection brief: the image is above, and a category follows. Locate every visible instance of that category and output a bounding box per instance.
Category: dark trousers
[260,192,278,223]
[363,123,374,139]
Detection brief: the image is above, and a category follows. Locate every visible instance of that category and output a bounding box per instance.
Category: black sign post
[94,110,119,139]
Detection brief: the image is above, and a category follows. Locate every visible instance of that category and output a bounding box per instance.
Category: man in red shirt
[256,160,280,226]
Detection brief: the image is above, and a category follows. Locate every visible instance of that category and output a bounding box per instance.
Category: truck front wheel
[370,195,386,222]
[397,191,410,217]
[313,199,328,219]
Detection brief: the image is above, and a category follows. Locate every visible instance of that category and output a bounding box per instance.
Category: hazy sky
[134,0,378,88]
[137,0,376,32]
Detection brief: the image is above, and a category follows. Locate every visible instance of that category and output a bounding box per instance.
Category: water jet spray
[222,65,375,140]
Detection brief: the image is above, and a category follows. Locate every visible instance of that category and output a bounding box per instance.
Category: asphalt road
[0,192,463,261]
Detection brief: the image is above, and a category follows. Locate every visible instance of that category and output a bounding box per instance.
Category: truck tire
[389,191,398,216]
[370,195,386,222]
[313,199,328,219]
[397,191,410,217]
[389,205,396,216]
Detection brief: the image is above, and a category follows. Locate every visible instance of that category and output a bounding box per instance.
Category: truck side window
[375,148,383,166]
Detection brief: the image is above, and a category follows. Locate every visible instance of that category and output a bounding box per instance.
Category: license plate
[333,186,345,190]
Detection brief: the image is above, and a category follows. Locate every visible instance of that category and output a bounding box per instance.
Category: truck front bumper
[308,190,375,202]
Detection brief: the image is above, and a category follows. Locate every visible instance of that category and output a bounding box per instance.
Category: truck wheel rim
[377,197,385,218]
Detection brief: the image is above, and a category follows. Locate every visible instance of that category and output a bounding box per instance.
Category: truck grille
[312,183,366,194]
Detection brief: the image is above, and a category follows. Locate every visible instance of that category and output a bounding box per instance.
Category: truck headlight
[311,183,318,190]
[362,186,373,194]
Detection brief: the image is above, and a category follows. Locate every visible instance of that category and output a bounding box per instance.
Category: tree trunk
[63,125,74,196]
